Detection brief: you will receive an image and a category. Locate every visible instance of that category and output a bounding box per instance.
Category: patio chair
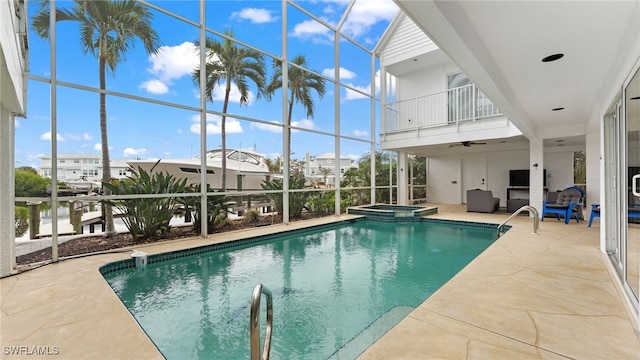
[541,186,584,224]
[588,204,600,227]
[466,189,500,213]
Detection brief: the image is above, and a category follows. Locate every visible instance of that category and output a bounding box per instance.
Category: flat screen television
[509,169,546,187]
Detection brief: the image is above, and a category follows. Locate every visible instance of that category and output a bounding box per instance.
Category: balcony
[383,84,504,134]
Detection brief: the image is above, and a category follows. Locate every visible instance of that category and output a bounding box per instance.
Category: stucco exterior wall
[426,147,582,208]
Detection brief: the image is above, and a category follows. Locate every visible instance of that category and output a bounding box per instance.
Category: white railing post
[383,84,504,133]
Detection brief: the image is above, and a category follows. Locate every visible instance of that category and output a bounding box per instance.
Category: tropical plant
[32,0,161,236]
[192,29,266,191]
[242,208,261,225]
[318,165,333,187]
[308,190,333,215]
[264,156,283,174]
[265,54,326,168]
[261,175,309,218]
[341,167,366,205]
[177,184,232,234]
[15,206,29,237]
[102,166,188,241]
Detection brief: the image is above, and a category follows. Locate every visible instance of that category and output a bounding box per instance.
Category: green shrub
[243,208,261,224]
[15,206,29,237]
[261,176,309,218]
[177,184,232,234]
[15,168,50,197]
[103,166,188,241]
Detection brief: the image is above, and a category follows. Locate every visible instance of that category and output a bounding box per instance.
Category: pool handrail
[250,283,273,360]
[497,205,539,237]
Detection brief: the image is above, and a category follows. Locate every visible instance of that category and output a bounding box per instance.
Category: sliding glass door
[605,64,639,311]
[625,67,640,301]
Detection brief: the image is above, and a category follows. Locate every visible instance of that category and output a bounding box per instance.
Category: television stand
[506,187,548,213]
[507,199,530,213]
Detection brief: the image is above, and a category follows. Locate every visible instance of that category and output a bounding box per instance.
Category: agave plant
[103,166,188,241]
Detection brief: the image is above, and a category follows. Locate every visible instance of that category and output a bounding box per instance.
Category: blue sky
[16,0,398,169]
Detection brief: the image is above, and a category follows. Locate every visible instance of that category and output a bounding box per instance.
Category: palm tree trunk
[99,56,115,236]
[221,80,231,191]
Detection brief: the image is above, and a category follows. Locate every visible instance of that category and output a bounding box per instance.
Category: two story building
[304,152,357,187]
[376,12,588,210]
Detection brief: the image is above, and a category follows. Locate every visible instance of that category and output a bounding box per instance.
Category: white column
[585,131,600,212]
[529,138,544,217]
[397,151,408,205]
[1,106,16,277]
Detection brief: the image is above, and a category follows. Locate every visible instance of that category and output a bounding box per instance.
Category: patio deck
[1,204,639,359]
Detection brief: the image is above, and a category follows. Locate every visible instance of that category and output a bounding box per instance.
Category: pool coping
[2,206,639,359]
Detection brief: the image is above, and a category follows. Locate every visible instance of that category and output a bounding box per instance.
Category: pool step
[327,305,414,360]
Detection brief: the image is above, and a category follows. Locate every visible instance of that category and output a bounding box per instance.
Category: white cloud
[189,114,244,135]
[251,121,283,133]
[250,118,316,133]
[340,0,398,39]
[291,118,317,131]
[344,84,370,100]
[322,67,357,80]
[123,147,148,157]
[147,42,198,83]
[353,129,369,137]
[343,70,383,101]
[177,129,183,134]
[93,143,113,152]
[231,8,277,24]
[65,132,93,141]
[210,84,256,105]
[139,79,169,94]
[141,42,198,94]
[290,19,334,44]
[40,132,64,141]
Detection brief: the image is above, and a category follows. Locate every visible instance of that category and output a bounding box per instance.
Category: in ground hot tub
[347,204,437,221]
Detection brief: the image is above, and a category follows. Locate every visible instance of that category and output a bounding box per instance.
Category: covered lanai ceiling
[394,0,640,141]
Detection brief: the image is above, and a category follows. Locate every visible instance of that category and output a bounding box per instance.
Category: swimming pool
[102,219,498,359]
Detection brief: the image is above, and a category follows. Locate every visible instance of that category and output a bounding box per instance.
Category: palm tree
[192,30,266,191]
[264,55,326,169]
[32,0,160,236]
[318,165,333,187]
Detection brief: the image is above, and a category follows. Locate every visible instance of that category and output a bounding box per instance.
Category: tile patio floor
[1,204,639,359]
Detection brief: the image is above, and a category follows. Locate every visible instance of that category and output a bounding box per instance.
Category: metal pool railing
[250,283,273,360]
[497,205,539,237]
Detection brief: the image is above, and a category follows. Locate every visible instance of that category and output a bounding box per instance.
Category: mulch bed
[16,214,324,266]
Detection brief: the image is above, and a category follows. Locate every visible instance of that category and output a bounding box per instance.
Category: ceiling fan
[449,141,487,148]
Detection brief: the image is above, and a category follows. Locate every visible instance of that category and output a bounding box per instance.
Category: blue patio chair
[588,204,600,227]
[541,186,584,224]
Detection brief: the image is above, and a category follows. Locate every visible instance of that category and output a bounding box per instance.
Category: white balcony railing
[383,84,503,133]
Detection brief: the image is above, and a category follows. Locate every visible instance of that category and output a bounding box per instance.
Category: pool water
[103,220,497,359]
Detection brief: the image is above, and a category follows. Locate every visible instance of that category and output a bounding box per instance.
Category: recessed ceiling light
[413,58,418,62]
[542,53,564,62]
[556,139,564,142]
[552,107,565,111]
